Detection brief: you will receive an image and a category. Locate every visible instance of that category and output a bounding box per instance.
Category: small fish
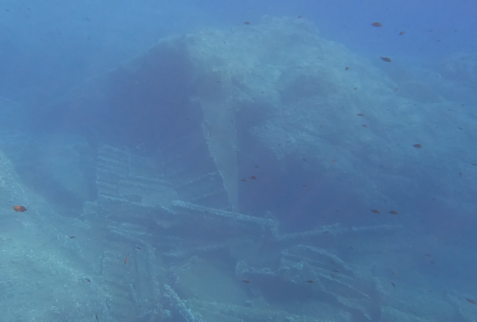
[389,210,398,215]
[241,179,247,182]
[467,298,476,304]
[332,160,336,163]
[399,31,405,35]
[303,158,307,161]
[354,87,358,90]
[306,280,314,283]
[472,163,477,166]
[372,209,380,214]
[95,314,98,321]
[255,165,260,168]
[242,279,251,283]
[85,278,91,283]
[395,87,399,91]
[357,113,365,116]
[363,124,368,128]
[124,253,130,265]
[371,22,382,27]
[380,57,392,62]
[69,236,76,239]
[298,15,302,18]
[250,176,257,180]
[244,21,250,25]
[413,144,422,148]
[345,67,349,70]
[391,282,396,288]
[331,273,335,279]
[13,205,27,212]
[136,247,141,250]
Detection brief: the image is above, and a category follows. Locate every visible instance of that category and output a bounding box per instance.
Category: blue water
[0,1,476,321]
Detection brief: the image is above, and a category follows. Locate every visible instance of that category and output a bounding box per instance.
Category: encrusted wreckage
[0,16,473,322]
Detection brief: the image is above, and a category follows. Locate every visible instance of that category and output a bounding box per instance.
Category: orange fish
[389,210,398,215]
[244,21,250,25]
[124,254,130,265]
[357,113,365,116]
[371,22,382,27]
[345,67,349,70]
[13,205,27,212]
[242,279,251,283]
[413,144,422,148]
[380,57,392,62]
[399,31,405,35]
[371,209,380,214]
[250,176,257,180]
[306,280,314,283]
[468,298,476,304]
